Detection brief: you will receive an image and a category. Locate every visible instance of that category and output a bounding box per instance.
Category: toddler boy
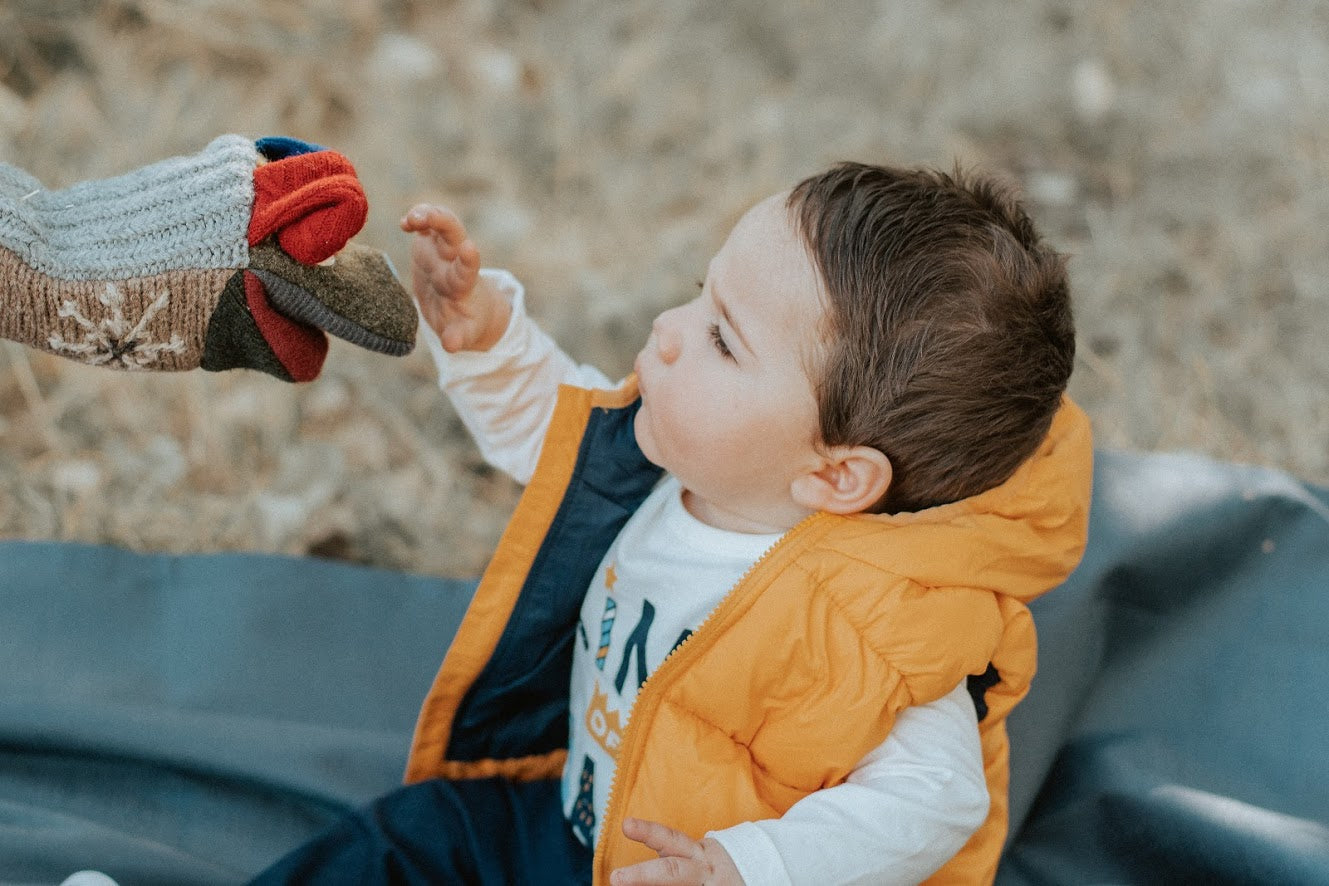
[254,162,1092,885]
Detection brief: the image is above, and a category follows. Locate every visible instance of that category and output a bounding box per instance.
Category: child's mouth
[632,353,647,395]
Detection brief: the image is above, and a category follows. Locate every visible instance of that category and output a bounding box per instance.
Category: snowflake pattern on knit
[47,282,186,369]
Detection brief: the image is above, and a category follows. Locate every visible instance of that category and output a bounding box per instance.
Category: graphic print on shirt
[585,682,624,757]
[595,563,618,670]
[615,599,656,693]
[579,560,662,760]
[570,755,596,845]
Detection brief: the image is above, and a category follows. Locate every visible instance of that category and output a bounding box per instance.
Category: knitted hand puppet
[0,135,415,382]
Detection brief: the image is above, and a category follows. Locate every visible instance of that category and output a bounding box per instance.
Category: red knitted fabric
[248,150,368,264]
[243,270,328,381]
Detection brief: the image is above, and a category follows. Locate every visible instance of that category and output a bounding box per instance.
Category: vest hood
[840,396,1093,603]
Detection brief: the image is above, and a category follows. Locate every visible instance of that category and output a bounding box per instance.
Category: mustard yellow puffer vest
[406,379,1093,885]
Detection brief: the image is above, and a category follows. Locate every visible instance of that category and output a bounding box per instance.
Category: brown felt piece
[247,242,416,353]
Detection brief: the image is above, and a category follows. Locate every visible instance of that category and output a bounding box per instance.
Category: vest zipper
[590,510,830,882]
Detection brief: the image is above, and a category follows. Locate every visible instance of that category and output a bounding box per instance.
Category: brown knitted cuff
[0,243,228,371]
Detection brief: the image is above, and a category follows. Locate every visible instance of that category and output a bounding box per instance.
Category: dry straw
[1,1,1326,575]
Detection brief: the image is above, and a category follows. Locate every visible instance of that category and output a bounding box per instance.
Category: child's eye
[708,322,735,361]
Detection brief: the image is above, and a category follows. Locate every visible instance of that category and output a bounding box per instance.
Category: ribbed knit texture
[248,149,367,265]
[0,243,228,371]
[0,135,258,281]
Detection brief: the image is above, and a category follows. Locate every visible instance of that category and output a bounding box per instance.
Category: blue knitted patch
[254,136,326,161]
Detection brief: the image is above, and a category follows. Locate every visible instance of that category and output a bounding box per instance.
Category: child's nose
[652,316,681,364]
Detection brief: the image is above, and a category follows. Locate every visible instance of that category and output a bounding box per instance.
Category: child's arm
[401,205,612,484]
[615,681,987,886]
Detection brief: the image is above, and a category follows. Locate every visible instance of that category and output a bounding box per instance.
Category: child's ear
[790,445,893,515]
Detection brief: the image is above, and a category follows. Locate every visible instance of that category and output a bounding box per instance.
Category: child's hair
[788,162,1075,513]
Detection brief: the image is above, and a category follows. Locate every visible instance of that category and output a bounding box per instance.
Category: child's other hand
[611,817,745,886]
[400,204,511,352]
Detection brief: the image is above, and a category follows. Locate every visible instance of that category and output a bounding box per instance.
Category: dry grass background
[1,0,1326,578]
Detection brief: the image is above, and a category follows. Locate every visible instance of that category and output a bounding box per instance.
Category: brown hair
[788,162,1075,513]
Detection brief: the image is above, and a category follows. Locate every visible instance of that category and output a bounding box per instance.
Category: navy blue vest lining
[967,662,1001,722]
[447,399,663,762]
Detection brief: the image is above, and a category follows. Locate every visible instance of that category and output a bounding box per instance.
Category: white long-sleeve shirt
[424,270,990,885]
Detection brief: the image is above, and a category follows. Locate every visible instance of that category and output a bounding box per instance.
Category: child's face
[633,193,829,533]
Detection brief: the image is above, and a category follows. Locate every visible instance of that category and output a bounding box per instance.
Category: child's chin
[632,409,666,469]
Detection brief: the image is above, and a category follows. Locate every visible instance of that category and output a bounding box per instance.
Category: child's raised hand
[611,817,745,886]
[400,204,510,353]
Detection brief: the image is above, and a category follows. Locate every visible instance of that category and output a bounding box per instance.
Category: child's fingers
[610,857,706,886]
[444,243,481,290]
[622,817,705,861]
[399,203,438,231]
[417,249,478,301]
[456,236,480,271]
[404,208,480,273]
[400,204,468,249]
[432,233,479,278]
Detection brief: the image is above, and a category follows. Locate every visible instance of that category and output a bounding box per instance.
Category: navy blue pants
[249,777,593,885]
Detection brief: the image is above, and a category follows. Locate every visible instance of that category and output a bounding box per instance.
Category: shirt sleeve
[706,680,990,886]
[420,269,615,484]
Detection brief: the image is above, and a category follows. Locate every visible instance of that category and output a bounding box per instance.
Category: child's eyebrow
[712,287,754,357]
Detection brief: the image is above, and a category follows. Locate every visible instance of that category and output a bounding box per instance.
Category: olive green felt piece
[201,271,296,382]
[248,243,416,356]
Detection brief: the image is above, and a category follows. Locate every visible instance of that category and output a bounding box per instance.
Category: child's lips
[633,353,647,395]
